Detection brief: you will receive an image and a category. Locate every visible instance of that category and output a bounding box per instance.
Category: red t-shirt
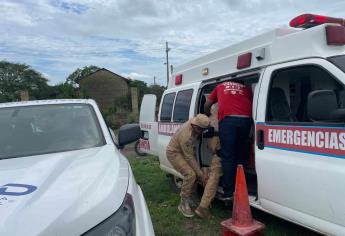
[208,82,253,121]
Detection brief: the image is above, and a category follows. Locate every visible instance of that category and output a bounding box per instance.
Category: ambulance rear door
[157,82,201,176]
[139,94,158,155]
[255,58,345,235]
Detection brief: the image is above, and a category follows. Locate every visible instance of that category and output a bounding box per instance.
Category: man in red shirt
[204,80,253,200]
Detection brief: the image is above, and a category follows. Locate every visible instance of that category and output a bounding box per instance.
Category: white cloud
[122,72,153,83]
[1,0,345,85]
[0,1,36,26]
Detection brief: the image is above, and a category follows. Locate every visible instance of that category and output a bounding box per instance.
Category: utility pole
[153,76,156,85]
[165,41,170,86]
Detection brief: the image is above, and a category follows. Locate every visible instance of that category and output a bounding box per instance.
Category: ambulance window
[266,65,345,123]
[329,55,345,73]
[160,92,176,122]
[173,89,193,122]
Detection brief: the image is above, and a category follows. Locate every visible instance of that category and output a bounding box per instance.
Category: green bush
[127,113,138,123]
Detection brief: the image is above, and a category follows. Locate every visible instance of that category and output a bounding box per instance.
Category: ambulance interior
[196,66,345,199]
[267,66,345,123]
[197,75,259,197]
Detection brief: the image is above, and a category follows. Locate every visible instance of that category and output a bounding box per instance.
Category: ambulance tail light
[290,14,345,28]
[326,25,345,45]
[237,52,252,69]
[175,74,182,85]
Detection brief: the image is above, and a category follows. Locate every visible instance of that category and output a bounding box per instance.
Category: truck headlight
[82,193,136,236]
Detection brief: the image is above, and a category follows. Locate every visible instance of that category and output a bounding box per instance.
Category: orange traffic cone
[221,165,265,236]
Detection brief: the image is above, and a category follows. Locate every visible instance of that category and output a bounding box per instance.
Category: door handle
[257,130,265,150]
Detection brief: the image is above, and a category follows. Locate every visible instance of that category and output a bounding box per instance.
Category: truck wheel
[168,174,182,193]
[134,140,147,156]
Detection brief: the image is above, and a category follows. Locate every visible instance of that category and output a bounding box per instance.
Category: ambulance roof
[170,23,345,88]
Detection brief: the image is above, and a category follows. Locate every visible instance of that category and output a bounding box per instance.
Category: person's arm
[180,139,203,178]
[204,99,214,116]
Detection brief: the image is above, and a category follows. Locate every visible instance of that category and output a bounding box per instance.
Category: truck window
[160,92,176,122]
[173,89,193,122]
[266,65,345,123]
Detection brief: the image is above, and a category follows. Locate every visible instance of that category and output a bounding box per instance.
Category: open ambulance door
[255,59,345,235]
[139,94,158,156]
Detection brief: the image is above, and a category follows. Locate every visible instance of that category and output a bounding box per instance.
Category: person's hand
[200,168,209,187]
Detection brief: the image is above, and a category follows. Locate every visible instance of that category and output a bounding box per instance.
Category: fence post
[131,87,139,119]
[20,90,29,101]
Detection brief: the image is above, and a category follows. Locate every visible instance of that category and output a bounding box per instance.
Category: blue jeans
[219,116,251,197]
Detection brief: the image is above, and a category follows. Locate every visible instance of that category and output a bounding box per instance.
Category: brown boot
[195,206,210,219]
[178,198,194,218]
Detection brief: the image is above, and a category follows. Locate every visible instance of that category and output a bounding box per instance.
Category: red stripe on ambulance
[257,123,345,157]
[140,122,152,130]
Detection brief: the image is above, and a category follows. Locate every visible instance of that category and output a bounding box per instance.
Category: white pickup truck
[0,99,154,236]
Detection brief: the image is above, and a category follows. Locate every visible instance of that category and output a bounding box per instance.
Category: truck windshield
[328,55,345,73]
[0,104,105,159]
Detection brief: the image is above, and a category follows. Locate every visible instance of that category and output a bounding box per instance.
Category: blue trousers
[219,116,251,196]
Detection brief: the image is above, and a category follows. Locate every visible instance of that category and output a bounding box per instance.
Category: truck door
[255,58,345,235]
[139,94,158,155]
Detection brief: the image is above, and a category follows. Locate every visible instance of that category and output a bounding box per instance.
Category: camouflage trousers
[200,154,222,208]
[167,136,223,208]
[199,136,222,208]
[167,151,199,199]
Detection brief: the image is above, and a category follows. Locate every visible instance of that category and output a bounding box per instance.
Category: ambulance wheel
[134,140,147,156]
[168,174,182,193]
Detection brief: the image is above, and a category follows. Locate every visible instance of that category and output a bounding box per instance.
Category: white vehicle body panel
[255,58,345,235]
[170,24,345,88]
[0,99,154,236]
[0,146,127,236]
[139,95,158,156]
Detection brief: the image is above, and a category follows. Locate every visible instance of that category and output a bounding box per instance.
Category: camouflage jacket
[166,119,202,177]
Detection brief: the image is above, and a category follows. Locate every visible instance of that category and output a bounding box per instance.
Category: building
[79,68,129,111]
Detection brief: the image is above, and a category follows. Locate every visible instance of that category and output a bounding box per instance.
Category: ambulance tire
[134,140,147,156]
[168,174,182,193]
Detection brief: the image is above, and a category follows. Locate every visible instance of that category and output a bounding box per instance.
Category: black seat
[268,88,294,122]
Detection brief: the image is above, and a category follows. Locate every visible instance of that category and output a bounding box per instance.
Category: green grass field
[127,155,322,236]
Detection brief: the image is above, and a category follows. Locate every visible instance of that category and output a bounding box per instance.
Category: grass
[127,155,322,236]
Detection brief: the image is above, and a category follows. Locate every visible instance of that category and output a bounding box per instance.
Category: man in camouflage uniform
[195,104,223,218]
[166,114,210,218]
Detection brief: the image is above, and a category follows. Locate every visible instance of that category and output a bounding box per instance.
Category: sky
[1,0,345,85]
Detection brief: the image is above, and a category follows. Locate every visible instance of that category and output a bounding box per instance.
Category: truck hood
[0,145,129,236]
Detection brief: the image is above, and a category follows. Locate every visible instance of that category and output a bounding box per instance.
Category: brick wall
[79,69,129,110]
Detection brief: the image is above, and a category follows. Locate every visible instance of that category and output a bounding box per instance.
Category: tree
[128,79,150,106]
[128,78,166,107]
[148,84,166,104]
[66,65,100,87]
[49,83,80,99]
[0,60,49,102]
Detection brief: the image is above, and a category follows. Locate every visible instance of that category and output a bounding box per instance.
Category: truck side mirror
[118,124,141,149]
[307,90,345,122]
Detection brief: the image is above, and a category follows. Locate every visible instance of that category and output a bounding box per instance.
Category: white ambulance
[139,14,345,235]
